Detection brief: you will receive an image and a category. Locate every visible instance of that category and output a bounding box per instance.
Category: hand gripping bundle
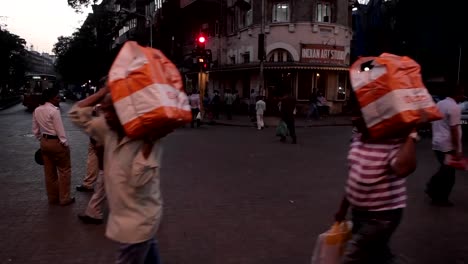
[349,53,442,139]
[108,41,191,138]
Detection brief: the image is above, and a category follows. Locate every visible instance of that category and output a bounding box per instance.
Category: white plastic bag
[311,221,352,264]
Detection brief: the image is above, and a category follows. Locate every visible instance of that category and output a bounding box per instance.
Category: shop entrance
[265,71,295,98]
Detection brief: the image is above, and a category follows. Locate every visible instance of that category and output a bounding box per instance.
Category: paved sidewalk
[209,115,352,128]
[0,96,21,110]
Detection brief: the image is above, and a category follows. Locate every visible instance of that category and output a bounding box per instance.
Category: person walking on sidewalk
[335,95,418,263]
[224,89,235,120]
[189,90,201,128]
[211,90,221,120]
[69,87,167,264]
[256,96,266,130]
[32,88,74,206]
[307,88,319,120]
[249,89,258,121]
[426,85,464,206]
[279,91,297,144]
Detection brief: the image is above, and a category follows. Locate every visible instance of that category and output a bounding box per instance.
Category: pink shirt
[32,102,68,146]
[346,134,405,211]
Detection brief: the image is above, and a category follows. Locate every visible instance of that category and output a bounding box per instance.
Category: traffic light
[196,35,206,50]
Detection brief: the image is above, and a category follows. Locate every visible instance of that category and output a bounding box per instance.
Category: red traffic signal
[196,35,206,50]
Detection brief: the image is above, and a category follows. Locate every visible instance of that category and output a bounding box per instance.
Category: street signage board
[300,44,346,65]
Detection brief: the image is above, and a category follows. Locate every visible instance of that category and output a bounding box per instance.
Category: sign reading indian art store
[300,44,346,65]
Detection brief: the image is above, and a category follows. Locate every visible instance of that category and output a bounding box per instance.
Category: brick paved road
[1,102,468,264]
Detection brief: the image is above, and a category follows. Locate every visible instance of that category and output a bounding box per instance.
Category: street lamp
[121,8,153,48]
[323,37,337,49]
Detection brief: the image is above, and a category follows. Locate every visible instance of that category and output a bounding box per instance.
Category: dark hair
[41,88,59,104]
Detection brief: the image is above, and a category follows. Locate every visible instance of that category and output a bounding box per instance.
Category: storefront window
[266,72,294,98]
[297,72,312,101]
[316,72,327,95]
[336,72,347,101]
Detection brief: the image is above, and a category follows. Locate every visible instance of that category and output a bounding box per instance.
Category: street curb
[0,98,21,110]
[209,121,353,128]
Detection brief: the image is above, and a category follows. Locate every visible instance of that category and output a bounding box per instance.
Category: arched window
[267,48,293,62]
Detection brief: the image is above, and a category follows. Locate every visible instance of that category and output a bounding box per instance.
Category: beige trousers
[85,170,106,219]
[83,142,98,188]
[40,138,72,204]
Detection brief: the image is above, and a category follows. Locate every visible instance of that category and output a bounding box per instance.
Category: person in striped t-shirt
[335,94,418,264]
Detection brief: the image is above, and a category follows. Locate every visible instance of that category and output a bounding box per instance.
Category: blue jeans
[116,237,161,264]
[342,209,403,264]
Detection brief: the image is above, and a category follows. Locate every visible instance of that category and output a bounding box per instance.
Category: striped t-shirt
[346,133,406,211]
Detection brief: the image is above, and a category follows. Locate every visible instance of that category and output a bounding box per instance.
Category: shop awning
[205,62,349,74]
[264,64,349,71]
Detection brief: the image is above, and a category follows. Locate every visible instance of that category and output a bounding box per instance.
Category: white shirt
[32,102,68,146]
[189,94,200,109]
[69,105,163,244]
[256,100,266,115]
[225,93,235,105]
[432,97,462,152]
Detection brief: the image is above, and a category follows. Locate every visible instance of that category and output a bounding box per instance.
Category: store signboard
[300,44,346,65]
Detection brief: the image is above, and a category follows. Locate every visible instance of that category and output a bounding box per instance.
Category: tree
[67,0,98,10]
[54,24,101,84]
[53,36,73,57]
[0,29,27,97]
[53,9,123,85]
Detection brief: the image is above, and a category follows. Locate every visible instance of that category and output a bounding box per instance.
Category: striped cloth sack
[349,53,442,139]
[108,41,191,138]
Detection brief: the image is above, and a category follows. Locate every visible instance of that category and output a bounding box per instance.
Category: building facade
[90,0,353,114]
[24,50,55,76]
[180,0,353,114]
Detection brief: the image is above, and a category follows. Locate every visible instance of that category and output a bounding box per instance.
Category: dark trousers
[342,209,403,264]
[282,116,297,142]
[225,104,233,120]
[116,237,161,264]
[191,108,200,128]
[249,104,256,120]
[212,105,220,119]
[426,150,456,201]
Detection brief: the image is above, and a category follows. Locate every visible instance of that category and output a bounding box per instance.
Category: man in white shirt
[427,86,464,206]
[249,89,258,120]
[224,89,235,120]
[255,96,266,130]
[69,87,169,263]
[32,88,74,206]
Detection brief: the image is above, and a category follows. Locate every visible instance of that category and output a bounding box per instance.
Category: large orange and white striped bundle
[350,53,442,139]
[108,41,191,138]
